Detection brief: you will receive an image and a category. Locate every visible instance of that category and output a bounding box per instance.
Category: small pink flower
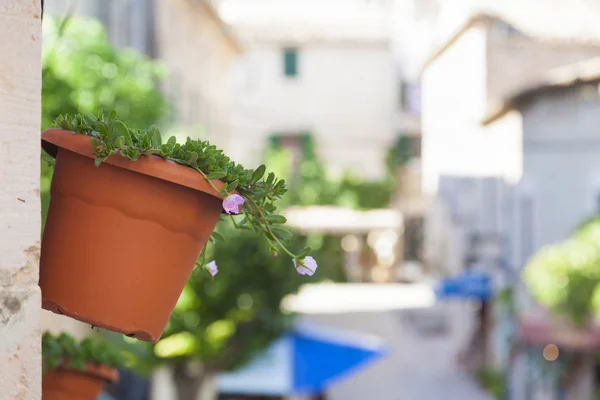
[205,260,218,277]
[223,194,244,215]
[293,256,317,276]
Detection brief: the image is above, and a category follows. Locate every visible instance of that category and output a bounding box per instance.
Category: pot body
[42,364,117,400]
[40,132,222,342]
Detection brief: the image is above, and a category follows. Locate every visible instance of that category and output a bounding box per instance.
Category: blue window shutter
[283,48,298,77]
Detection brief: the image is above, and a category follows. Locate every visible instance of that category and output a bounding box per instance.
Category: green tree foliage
[42,16,168,130]
[523,217,600,326]
[264,134,396,210]
[262,134,399,282]
[41,15,168,229]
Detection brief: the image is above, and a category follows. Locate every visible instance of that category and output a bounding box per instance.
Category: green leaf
[111,120,132,145]
[97,124,107,136]
[94,158,102,167]
[109,110,117,121]
[85,112,98,123]
[115,136,125,148]
[197,157,216,168]
[227,180,239,192]
[266,172,275,185]
[274,179,286,190]
[250,165,266,184]
[206,171,227,180]
[297,247,312,258]
[211,231,224,242]
[167,136,177,146]
[187,151,198,165]
[271,227,292,241]
[265,214,287,224]
[149,125,162,147]
[91,138,99,148]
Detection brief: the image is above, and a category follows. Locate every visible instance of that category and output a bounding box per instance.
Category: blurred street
[290,283,493,400]
[388,307,492,400]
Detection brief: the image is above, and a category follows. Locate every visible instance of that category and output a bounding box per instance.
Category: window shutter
[283,48,298,77]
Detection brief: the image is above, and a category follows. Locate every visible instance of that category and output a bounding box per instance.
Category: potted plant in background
[519,218,600,397]
[521,233,600,350]
[42,331,126,400]
[40,111,317,342]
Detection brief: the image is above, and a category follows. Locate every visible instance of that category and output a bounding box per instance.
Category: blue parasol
[216,322,387,396]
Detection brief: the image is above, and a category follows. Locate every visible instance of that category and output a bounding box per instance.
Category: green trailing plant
[53,111,316,274]
[42,331,127,374]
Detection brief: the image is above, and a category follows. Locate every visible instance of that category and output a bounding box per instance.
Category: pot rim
[53,362,119,383]
[42,128,225,200]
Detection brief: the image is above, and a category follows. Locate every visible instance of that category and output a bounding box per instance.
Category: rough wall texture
[0,1,42,399]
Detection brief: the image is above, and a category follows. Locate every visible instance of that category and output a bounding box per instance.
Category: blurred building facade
[421,13,600,196]
[485,59,600,400]
[220,0,397,181]
[485,57,600,256]
[421,9,600,400]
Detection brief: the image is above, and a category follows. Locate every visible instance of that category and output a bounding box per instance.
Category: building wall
[486,34,600,102]
[154,0,240,146]
[520,83,600,254]
[421,25,488,194]
[0,1,42,398]
[229,41,396,180]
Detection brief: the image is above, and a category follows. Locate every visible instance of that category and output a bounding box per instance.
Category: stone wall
[0,1,42,399]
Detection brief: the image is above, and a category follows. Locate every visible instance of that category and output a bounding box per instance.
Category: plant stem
[244,196,298,259]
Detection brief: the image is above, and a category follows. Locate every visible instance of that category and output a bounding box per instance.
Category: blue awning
[435,270,493,300]
[216,322,387,396]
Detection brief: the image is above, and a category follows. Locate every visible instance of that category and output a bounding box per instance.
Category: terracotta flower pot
[40,129,224,342]
[42,363,118,400]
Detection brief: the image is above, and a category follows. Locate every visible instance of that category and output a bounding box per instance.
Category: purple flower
[205,260,218,277]
[293,256,317,276]
[223,194,244,215]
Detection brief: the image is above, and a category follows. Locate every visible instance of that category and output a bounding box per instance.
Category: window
[399,81,421,114]
[283,48,298,77]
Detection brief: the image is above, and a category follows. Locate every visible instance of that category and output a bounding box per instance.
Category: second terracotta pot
[42,364,118,400]
[40,129,224,342]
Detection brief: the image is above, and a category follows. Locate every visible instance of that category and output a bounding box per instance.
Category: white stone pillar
[0,1,42,399]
